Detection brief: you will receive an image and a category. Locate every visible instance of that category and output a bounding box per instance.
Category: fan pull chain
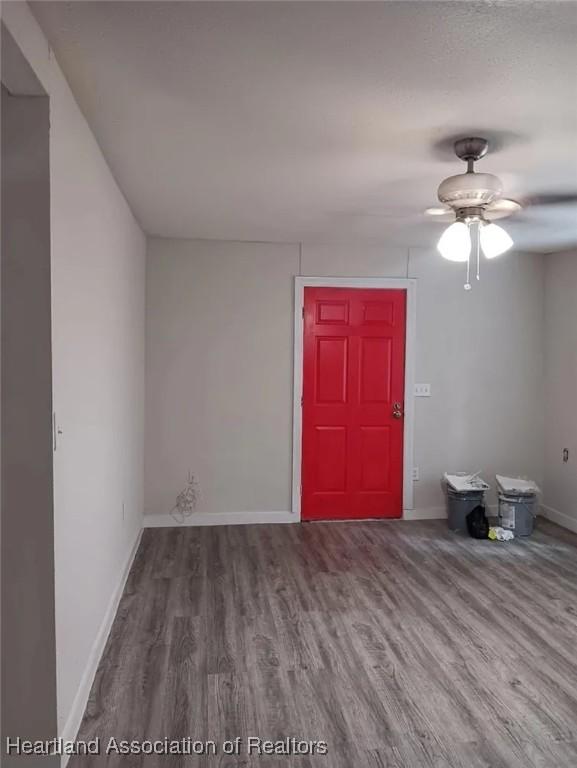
[475,221,481,281]
[464,220,472,290]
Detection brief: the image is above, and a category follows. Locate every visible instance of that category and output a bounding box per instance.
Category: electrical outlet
[414,383,431,397]
[563,448,569,463]
[412,467,419,481]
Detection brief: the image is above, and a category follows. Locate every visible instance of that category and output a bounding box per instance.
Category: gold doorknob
[392,402,403,419]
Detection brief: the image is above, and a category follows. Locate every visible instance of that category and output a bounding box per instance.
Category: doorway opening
[1,21,57,748]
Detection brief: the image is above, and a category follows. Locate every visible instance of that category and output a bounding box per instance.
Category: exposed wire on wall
[170,472,199,524]
[405,247,411,278]
[298,242,303,276]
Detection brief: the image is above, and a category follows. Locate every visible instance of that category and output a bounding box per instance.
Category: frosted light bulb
[480,222,513,258]
[437,221,471,262]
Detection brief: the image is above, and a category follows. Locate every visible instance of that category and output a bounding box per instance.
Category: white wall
[2,2,146,742]
[145,239,298,516]
[543,249,577,531]
[146,238,544,521]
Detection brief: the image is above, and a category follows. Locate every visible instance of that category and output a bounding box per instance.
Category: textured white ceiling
[31,1,577,251]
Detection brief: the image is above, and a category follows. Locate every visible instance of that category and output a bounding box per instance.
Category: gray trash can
[447,488,485,532]
[498,493,537,537]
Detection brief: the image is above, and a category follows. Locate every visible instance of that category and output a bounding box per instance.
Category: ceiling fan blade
[484,198,523,220]
[424,205,454,223]
[520,192,577,208]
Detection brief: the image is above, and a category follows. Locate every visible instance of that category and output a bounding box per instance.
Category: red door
[301,287,406,521]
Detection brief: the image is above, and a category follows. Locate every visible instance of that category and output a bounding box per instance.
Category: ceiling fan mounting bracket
[454,137,489,164]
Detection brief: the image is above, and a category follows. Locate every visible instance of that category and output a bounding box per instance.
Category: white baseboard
[540,504,577,534]
[146,509,466,526]
[144,510,297,528]
[403,507,447,520]
[60,527,143,767]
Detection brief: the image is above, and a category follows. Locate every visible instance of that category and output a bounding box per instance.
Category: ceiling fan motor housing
[437,171,503,210]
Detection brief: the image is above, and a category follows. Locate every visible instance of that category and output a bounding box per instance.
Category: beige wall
[543,249,577,528]
[2,2,146,741]
[146,238,545,520]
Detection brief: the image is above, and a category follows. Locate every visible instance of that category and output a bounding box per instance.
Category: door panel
[316,300,349,324]
[302,287,406,521]
[315,337,348,403]
[314,426,347,491]
[362,300,395,325]
[359,426,390,491]
[359,337,392,403]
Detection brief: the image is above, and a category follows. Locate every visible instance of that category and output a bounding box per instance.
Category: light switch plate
[414,383,431,397]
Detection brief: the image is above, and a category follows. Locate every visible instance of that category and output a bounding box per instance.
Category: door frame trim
[292,276,417,521]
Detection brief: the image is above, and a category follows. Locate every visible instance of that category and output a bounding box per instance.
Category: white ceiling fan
[425,137,521,290]
[425,137,577,289]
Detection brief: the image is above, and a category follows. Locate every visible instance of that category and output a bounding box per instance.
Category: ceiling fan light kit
[480,222,514,259]
[437,221,471,262]
[433,137,514,289]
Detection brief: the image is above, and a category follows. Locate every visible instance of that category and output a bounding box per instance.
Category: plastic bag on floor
[488,526,515,542]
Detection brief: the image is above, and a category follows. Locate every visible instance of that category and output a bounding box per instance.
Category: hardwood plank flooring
[70,519,577,767]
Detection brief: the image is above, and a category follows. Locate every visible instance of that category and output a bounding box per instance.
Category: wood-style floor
[71,519,577,767]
